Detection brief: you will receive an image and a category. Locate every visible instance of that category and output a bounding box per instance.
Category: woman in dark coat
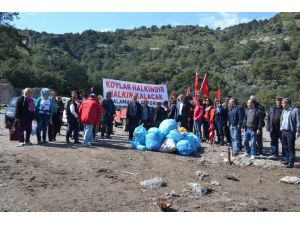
[15,88,35,147]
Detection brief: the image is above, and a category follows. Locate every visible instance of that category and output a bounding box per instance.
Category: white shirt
[178,102,183,116]
[70,102,78,118]
[281,107,291,130]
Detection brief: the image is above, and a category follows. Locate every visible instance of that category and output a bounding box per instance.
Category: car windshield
[8,97,37,107]
[9,98,18,107]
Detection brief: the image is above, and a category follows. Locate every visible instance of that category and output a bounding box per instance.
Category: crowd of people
[13,87,300,168]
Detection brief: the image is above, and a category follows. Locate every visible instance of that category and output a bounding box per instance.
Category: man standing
[243,100,262,160]
[267,97,285,159]
[141,99,152,130]
[66,91,81,144]
[126,94,142,140]
[280,98,300,168]
[153,102,166,127]
[101,92,115,139]
[222,96,232,145]
[250,95,266,155]
[228,97,245,155]
[79,94,105,146]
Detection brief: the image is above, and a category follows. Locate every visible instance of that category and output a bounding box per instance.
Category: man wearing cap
[267,97,285,159]
[79,93,105,146]
[280,98,300,168]
[126,94,142,140]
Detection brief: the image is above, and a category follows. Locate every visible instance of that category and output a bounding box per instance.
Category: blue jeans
[282,131,295,166]
[66,119,79,142]
[270,130,286,156]
[243,128,257,156]
[202,119,209,140]
[215,120,224,145]
[36,113,50,141]
[230,125,241,154]
[83,124,94,144]
[194,120,202,142]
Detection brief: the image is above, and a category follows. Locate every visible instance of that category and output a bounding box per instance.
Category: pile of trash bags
[131,119,201,156]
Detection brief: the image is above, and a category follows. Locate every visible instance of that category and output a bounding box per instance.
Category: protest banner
[103,78,168,107]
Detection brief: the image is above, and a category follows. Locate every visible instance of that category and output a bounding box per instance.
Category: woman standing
[214,100,226,145]
[15,88,35,147]
[35,88,53,144]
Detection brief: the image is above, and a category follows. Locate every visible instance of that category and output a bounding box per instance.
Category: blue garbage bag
[159,119,178,137]
[176,140,195,156]
[131,124,147,149]
[184,132,202,152]
[146,128,163,151]
[136,145,147,151]
[166,129,183,142]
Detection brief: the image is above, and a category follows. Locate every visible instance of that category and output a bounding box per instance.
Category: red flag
[186,83,191,96]
[194,67,200,97]
[215,85,221,100]
[201,73,209,98]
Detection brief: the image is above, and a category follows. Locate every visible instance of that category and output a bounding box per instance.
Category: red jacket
[194,105,205,122]
[79,97,105,125]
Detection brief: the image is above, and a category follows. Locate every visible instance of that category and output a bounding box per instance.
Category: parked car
[114,106,128,131]
[4,97,37,129]
[4,97,18,129]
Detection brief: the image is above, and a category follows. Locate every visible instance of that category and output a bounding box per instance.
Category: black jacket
[102,98,116,116]
[126,101,142,121]
[267,105,283,132]
[167,104,177,120]
[15,96,35,120]
[154,106,166,122]
[242,108,262,131]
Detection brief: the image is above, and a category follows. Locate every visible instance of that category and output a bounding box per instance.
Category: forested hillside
[0,12,299,107]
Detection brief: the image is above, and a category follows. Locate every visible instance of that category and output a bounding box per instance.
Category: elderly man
[242,99,262,160]
[79,93,105,146]
[141,99,152,130]
[267,97,285,159]
[126,94,142,140]
[280,98,300,168]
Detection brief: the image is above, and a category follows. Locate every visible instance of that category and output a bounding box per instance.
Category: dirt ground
[0,110,299,212]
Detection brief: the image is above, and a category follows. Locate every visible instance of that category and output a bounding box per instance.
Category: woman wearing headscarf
[35,88,53,144]
[15,88,35,147]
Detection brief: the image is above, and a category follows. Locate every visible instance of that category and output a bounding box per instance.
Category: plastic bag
[136,144,147,151]
[176,139,196,156]
[31,120,37,136]
[166,129,183,142]
[145,128,163,151]
[159,138,177,153]
[132,124,147,148]
[159,119,177,137]
[184,132,202,152]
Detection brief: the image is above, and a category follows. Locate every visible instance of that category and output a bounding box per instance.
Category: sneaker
[17,142,25,147]
[25,142,33,145]
[286,164,294,168]
[243,153,250,157]
[269,155,278,160]
[250,155,255,160]
[43,140,48,144]
[74,141,81,144]
[281,161,289,165]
